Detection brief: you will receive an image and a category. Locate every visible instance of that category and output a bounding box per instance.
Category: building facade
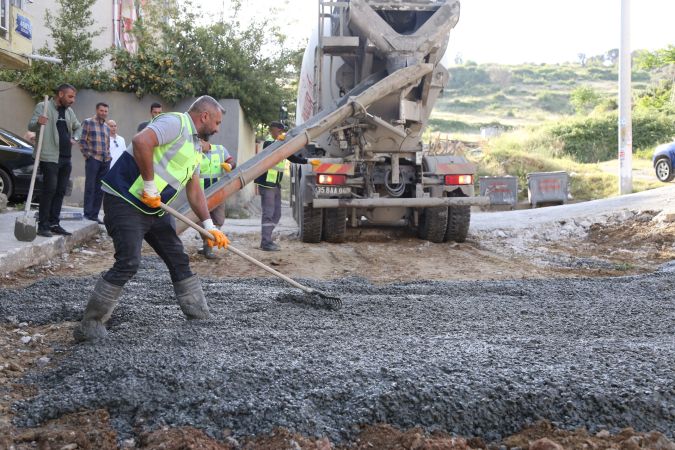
[1,0,141,69]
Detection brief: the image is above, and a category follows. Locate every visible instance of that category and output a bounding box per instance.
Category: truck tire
[299,205,323,243]
[417,206,447,243]
[445,205,470,243]
[322,208,347,243]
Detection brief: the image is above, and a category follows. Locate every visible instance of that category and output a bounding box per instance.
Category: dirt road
[2,186,675,449]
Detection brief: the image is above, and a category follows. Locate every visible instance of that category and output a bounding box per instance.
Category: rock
[595,430,610,438]
[37,357,51,366]
[20,336,31,344]
[620,436,642,450]
[643,432,675,450]
[530,438,563,450]
[225,436,240,447]
[653,210,675,223]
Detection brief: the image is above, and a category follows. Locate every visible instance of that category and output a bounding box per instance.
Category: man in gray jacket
[28,83,82,237]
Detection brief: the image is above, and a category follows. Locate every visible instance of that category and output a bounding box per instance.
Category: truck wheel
[299,205,323,243]
[445,205,470,243]
[322,208,347,243]
[417,206,447,243]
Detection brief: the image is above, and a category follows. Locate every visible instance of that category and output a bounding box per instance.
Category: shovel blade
[14,215,37,242]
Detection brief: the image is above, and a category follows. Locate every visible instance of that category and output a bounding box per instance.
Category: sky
[198,0,675,65]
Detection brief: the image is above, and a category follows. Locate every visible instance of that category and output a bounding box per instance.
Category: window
[10,0,23,9]
[1,0,9,37]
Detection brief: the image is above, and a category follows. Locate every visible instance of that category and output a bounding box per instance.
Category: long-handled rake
[160,202,342,310]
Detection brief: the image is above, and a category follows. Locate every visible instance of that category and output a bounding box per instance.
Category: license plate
[314,186,351,197]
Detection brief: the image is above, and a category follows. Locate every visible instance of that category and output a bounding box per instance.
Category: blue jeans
[38,157,71,230]
[102,193,193,286]
[83,157,110,219]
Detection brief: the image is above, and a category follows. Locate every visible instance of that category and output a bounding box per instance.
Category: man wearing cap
[254,121,307,251]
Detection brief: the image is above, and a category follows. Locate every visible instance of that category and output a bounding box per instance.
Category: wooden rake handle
[25,95,49,215]
[159,202,314,294]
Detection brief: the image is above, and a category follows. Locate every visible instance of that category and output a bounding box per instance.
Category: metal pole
[618,0,632,195]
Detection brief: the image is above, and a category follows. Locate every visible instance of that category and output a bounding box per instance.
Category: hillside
[429,63,651,139]
[427,62,675,201]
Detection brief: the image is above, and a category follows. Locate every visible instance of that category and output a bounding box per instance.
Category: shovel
[159,202,343,310]
[14,95,49,242]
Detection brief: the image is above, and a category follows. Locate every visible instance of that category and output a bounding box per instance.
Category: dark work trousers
[259,185,281,246]
[83,157,110,220]
[38,157,72,230]
[102,193,193,286]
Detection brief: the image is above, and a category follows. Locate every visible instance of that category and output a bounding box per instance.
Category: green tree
[115,0,299,126]
[636,45,675,113]
[637,45,675,69]
[570,85,601,114]
[44,0,105,68]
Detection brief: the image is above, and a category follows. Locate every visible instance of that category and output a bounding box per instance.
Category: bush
[447,66,491,89]
[543,111,675,162]
[570,85,601,114]
[535,91,571,113]
[587,67,616,81]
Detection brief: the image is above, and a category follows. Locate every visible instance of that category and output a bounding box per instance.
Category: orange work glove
[141,192,161,208]
[141,180,161,208]
[309,159,321,167]
[206,229,229,249]
[220,162,233,172]
[278,132,286,141]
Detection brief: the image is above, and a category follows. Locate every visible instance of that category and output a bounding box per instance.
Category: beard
[197,126,216,141]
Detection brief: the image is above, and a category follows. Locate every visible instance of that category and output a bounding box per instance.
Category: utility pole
[618,0,632,195]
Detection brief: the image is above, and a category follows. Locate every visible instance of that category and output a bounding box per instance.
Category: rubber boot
[173,275,210,320]
[73,277,122,342]
[201,242,217,259]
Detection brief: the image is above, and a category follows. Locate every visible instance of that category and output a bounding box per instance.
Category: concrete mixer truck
[176,0,488,243]
[289,0,487,243]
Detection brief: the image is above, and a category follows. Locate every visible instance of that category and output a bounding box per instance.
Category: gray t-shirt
[103,113,200,196]
[147,114,183,145]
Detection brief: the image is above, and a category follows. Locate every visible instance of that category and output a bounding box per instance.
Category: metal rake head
[274,290,343,311]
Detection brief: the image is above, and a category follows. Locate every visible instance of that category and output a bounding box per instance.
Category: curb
[0,214,101,276]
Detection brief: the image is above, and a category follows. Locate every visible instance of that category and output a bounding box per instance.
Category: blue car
[653,141,675,183]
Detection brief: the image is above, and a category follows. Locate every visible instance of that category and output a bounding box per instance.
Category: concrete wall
[0,81,35,134]
[0,84,256,208]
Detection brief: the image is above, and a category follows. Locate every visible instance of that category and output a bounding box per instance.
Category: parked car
[653,141,675,183]
[0,127,42,201]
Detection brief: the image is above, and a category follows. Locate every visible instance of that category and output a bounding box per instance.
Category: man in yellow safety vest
[198,138,235,259]
[73,96,229,342]
[254,121,308,251]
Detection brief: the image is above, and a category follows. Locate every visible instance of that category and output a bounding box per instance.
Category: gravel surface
[1,256,674,443]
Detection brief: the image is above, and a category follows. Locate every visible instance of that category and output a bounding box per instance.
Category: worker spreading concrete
[73,95,229,342]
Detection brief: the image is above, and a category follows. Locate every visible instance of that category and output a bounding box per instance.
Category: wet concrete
[1,256,674,443]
